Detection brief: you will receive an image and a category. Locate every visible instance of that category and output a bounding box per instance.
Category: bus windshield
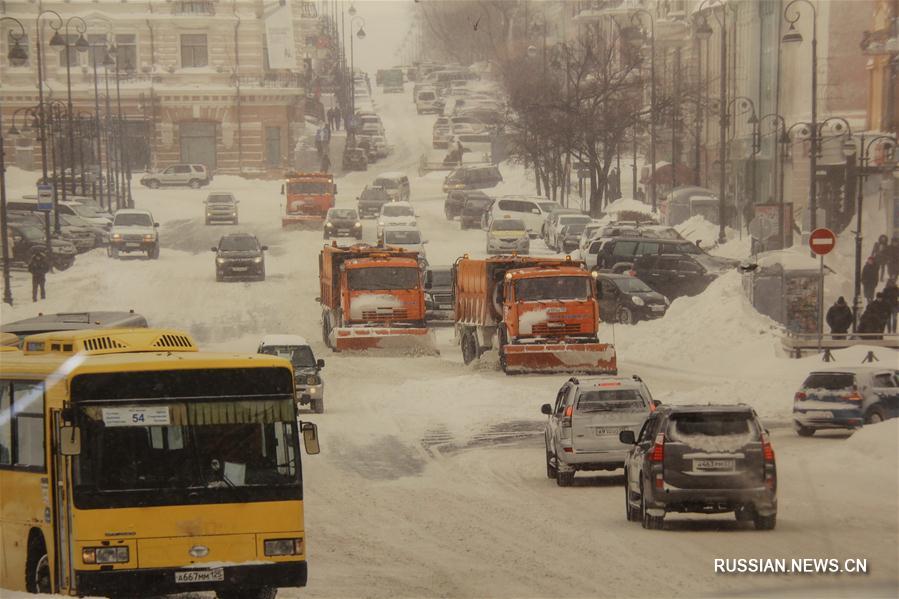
[74,398,299,508]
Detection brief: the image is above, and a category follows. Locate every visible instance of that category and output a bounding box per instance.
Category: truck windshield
[260,345,316,369]
[515,276,592,301]
[288,181,330,194]
[348,267,420,291]
[73,398,299,509]
[576,389,646,413]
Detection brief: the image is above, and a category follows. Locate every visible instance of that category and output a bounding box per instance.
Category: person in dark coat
[882,277,898,334]
[887,237,899,281]
[320,152,331,173]
[28,249,50,302]
[333,106,342,131]
[859,293,889,340]
[872,234,889,281]
[825,296,853,340]
[861,256,879,304]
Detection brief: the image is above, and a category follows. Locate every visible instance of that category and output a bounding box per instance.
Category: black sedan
[324,208,362,239]
[596,273,668,325]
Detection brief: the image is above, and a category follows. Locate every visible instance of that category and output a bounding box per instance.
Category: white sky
[335,0,413,73]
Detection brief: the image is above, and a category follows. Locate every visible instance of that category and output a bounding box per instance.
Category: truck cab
[282,172,337,227]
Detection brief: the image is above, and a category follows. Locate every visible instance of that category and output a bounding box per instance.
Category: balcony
[860,26,899,56]
[573,0,650,22]
[172,1,216,16]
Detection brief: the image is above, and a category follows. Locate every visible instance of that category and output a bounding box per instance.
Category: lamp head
[49,31,65,47]
[527,45,538,58]
[356,26,366,40]
[348,4,356,16]
[75,34,90,52]
[8,39,28,66]
[693,16,713,41]
[782,23,803,44]
[8,124,20,136]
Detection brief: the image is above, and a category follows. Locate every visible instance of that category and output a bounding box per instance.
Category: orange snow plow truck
[453,256,617,374]
[282,171,337,227]
[318,243,437,354]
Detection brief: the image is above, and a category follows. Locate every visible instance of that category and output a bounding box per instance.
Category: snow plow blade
[332,327,438,355]
[282,216,325,228]
[502,343,617,374]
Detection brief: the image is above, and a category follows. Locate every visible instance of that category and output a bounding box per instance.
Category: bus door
[51,410,76,593]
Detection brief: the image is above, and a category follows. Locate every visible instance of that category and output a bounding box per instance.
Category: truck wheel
[461,331,478,365]
[148,244,160,259]
[26,534,51,593]
[109,246,119,259]
[865,406,885,424]
[216,270,224,282]
[794,423,815,437]
[189,179,201,189]
[753,512,776,531]
[555,467,574,487]
[546,448,557,479]
[313,397,324,414]
[498,328,509,373]
[640,482,664,529]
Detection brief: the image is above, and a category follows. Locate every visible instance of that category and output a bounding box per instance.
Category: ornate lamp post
[0,16,29,305]
[628,9,656,212]
[758,113,789,250]
[727,95,759,228]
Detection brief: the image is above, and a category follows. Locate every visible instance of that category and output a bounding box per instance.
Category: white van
[416,88,441,114]
[372,172,411,202]
[485,196,552,238]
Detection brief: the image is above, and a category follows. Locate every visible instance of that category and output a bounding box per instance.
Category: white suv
[108,209,160,259]
[376,201,417,240]
[141,164,211,189]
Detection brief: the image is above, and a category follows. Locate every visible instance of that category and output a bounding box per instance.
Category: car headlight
[378,221,384,227]
[231,212,237,217]
[264,538,304,557]
[111,233,122,240]
[82,546,129,565]
[143,234,155,242]
[631,296,645,306]
[206,212,213,217]
[424,292,433,302]
[325,222,333,228]
[252,257,263,264]
[354,222,362,228]
[216,257,225,264]
[664,296,670,305]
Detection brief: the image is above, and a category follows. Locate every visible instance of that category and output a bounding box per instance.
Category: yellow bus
[0,328,319,598]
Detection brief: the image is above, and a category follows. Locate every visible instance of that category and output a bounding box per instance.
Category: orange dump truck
[453,256,617,374]
[319,243,437,354]
[282,171,337,227]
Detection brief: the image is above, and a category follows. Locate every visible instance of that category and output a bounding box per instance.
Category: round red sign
[808,227,837,256]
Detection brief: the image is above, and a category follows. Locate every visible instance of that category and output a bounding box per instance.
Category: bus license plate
[175,569,224,584]
[694,459,735,472]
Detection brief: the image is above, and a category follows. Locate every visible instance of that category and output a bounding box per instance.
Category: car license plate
[126,243,141,248]
[693,459,735,472]
[814,411,833,419]
[439,304,452,310]
[175,569,224,584]
[232,266,248,272]
[595,427,619,436]
[651,305,665,312]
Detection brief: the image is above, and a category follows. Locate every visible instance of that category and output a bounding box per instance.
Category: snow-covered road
[2,88,897,598]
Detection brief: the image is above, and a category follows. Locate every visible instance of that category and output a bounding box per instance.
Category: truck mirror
[301,422,320,455]
[261,245,269,251]
[653,399,662,408]
[540,403,552,415]
[619,430,636,445]
[60,426,82,456]
[316,358,325,368]
[333,184,338,194]
[211,247,218,252]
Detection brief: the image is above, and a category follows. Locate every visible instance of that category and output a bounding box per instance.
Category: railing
[172,1,216,16]
[237,73,305,89]
[782,331,899,358]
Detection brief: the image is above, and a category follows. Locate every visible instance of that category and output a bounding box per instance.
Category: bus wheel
[217,588,276,599]
[26,535,51,593]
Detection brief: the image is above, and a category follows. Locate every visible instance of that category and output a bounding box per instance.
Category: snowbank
[604,197,654,215]
[675,215,750,259]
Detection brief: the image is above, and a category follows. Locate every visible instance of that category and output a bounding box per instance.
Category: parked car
[357,185,392,219]
[8,210,96,254]
[376,201,417,239]
[372,172,411,202]
[792,367,899,436]
[424,266,454,323]
[577,221,605,257]
[381,225,427,263]
[445,189,489,220]
[6,223,77,271]
[632,254,725,300]
[486,216,529,255]
[460,194,495,230]
[7,198,112,230]
[258,335,326,413]
[370,135,391,159]
[558,223,588,254]
[343,147,369,171]
[204,192,239,225]
[140,163,211,189]
[442,164,503,193]
[547,214,592,251]
[324,208,362,240]
[485,196,552,237]
[542,375,656,486]
[620,404,777,530]
[541,207,581,239]
[595,237,737,272]
[108,209,160,259]
[433,117,452,148]
[59,213,108,247]
[212,233,267,282]
[596,273,669,324]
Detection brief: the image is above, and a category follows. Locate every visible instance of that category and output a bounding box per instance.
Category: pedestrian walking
[326,108,335,129]
[28,249,50,302]
[859,292,890,340]
[315,128,324,156]
[334,106,342,131]
[862,256,879,304]
[882,277,898,334]
[323,123,331,146]
[887,237,899,280]
[872,234,889,281]
[825,296,853,340]
[320,152,331,173]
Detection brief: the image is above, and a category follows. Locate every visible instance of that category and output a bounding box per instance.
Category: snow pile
[832,419,899,465]
[675,215,750,259]
[518,309,549,334]
[604,197,654,215]
[348,294,403,319]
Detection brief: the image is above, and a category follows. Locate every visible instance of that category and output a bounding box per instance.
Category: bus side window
[12,382,45,469]
[0,382,11,465]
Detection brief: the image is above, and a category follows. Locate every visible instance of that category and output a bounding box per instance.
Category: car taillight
[761,433,775,462]
[794,391,807,402]
[561,405,573,428]
[649,432,664,462]
[845,390,863,401]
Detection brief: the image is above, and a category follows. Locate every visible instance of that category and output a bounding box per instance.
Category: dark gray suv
[620,405,777,530]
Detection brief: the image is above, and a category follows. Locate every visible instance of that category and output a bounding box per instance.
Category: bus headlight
[83,546,129,564]
[264,538,304,556]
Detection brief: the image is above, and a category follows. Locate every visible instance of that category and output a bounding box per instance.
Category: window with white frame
[115,33,137,70]
[180,33,208,68]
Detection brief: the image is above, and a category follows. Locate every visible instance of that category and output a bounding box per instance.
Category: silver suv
[541,375,657,487]
[141,164,211,189]
[204,192,239,225]
[257,335,326,414]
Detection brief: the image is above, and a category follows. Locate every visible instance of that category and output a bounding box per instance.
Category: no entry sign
[809,227,837,256]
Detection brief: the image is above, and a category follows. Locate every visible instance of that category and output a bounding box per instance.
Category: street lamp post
[348,15,366,141]
[629,9,656,212]
[49,15,89,230]
[0,16,29,305]
[35,10,64,241]
[852,134,895,330]
[758,113,789,250]
[782,0,819,234]
[694,0,735,244]
[727,95,759,230]
[91,42,107,211]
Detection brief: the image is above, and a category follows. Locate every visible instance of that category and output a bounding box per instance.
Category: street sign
[36,184,54,212]
[809,227,837,256]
